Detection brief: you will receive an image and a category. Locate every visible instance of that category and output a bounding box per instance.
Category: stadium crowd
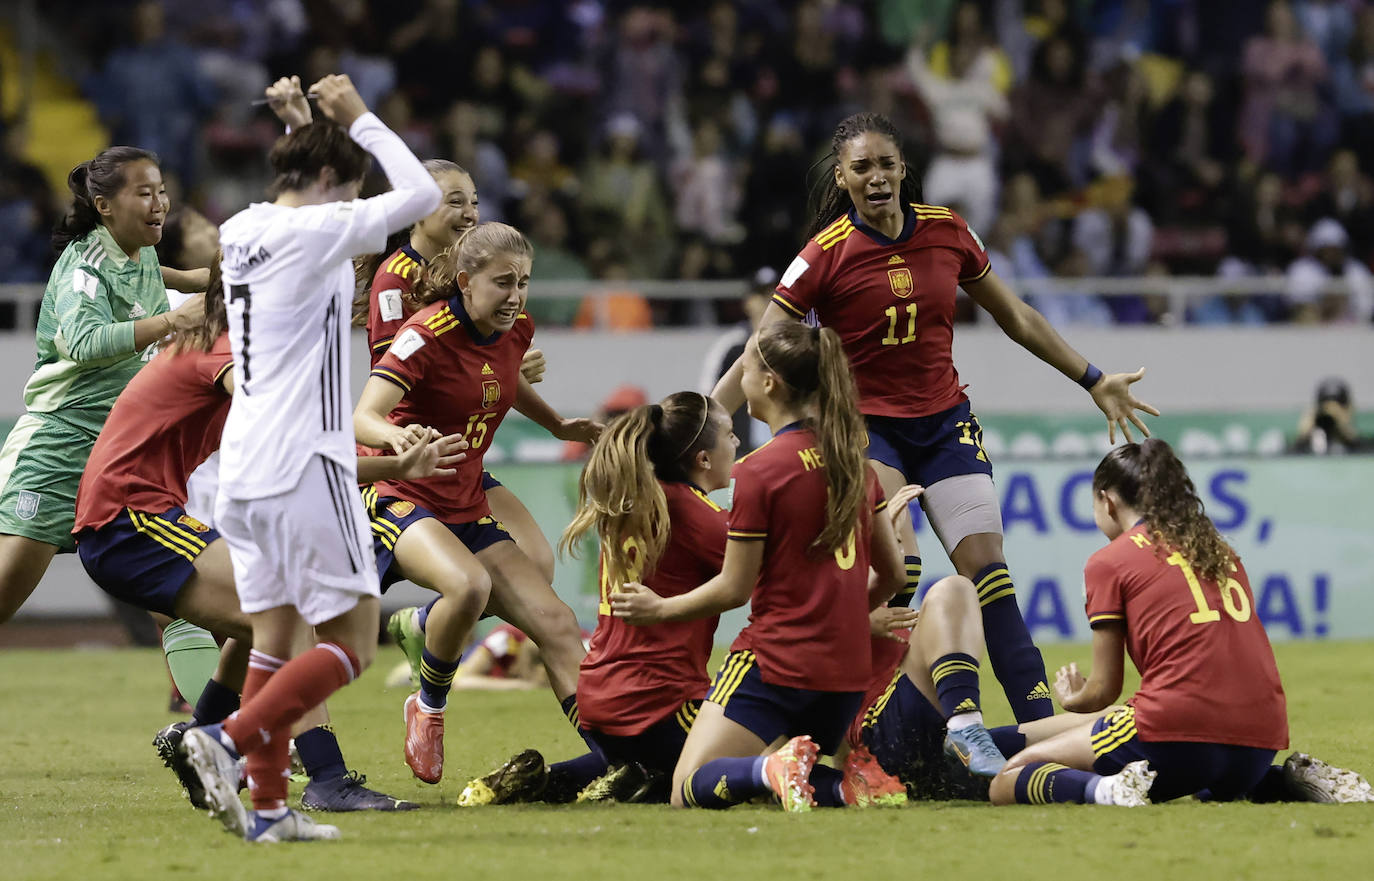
[4,0,1374,325]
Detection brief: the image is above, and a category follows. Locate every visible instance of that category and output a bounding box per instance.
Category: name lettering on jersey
[378,288,404,322]
[1130,533,1152,548]
[781,255,810,288]
[888,267,914,298]
[390,328,426,360]
[330,202,357,222]
[481,363,494,375]
[887,255,906,265]
[224,243,273,274]
[798,447,824,471]
[74,268,99,300]
[481,379,501,410]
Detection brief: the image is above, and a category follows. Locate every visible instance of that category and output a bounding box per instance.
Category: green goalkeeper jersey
[23,224,169,436]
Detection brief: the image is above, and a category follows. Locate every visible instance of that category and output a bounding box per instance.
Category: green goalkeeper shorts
[0,412,96,553]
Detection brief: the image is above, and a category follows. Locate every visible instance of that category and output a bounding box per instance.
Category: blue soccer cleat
[943,723,1007,777]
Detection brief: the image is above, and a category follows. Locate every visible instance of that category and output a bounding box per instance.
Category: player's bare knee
[923,574,978,614]
[988,767,1018,805]
[436,567,492,618]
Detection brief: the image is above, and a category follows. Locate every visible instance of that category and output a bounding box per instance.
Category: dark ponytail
[802,112,922,242]
[561,391,722,588]
[1092,438,1235,584]
[352,159,471,327]
[755,322,869,554]
[52,146,160,255]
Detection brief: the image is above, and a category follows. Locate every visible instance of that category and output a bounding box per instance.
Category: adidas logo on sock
[1027,681,1052,701]
[954,698,978,714]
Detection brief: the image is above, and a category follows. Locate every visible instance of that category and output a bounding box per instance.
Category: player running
[352,221,598,785]
[458,391,736,805]
[990,439,1373,806]
[712,112,1158,725]
[177,73,441,843]
[0,147,204,624]
[613,322,905,812]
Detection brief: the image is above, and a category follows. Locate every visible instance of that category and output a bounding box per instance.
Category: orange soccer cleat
[841,744,907,807]
[403,692,445,784]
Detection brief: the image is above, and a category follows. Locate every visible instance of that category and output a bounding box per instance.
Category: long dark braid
[802,113,923,242]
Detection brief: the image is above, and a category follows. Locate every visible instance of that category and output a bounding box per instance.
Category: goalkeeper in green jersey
[0,146,205,623]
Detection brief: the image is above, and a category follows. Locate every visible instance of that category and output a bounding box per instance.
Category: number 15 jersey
[773,204,989,419]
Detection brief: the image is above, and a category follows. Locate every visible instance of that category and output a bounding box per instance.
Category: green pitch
[2,642,1371,881]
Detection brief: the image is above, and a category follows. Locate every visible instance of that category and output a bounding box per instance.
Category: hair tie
[649,403,664,424]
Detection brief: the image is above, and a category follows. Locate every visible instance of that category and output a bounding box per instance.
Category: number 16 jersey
[369,295,533,523]
[773,204,990,419]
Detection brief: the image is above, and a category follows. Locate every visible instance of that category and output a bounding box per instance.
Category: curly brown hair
[1092,438,1235,584]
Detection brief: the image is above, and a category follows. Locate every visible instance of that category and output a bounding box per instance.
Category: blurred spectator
[0,124,56,284]
[573,260,653,332]
[510,129,579,203]
[561,384,648,461]
[1295,0,1356,65]
[699,267,776,455]
[387,0,469,117]
[602,7,685,167]
[671,119,740,247]
[579,113,673,277]
[1072,177,1154,278]
[1141,69,1237,224]
[523,199,589,327]
[438,100,511,223]
[1291,377,1368,453]
[86,0,216,186]
[905,1,1009,232]
[1285,217,1374,322]
[1088,56,1149,179]
[1228,171,1307,273]
[1239,0,1336,177]
[1332,7,1374,158]
[1005,32,1100,195]
[1305,149,1374,261]
[738,114,810,272]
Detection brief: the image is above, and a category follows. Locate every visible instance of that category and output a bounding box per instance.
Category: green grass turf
[2,641,1371,881]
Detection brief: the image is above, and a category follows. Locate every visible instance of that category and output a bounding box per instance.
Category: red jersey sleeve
[1084,548,1126,628]
[368,250,422,357]
[950,211,992,284]
[773,238,827,319]
[371,323,437,395]
[725,458,769,542]
[194,336,235,389]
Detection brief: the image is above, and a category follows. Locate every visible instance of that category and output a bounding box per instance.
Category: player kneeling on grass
[460,391,737,805]
[175,73,442,843]
[612,323,905,812]
[989,439,1374,807]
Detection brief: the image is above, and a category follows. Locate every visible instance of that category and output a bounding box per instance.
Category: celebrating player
[713,111,1159,724]
[613,322,905,811]
[352,221,598,785]
[459,391,736,805]
[0,148,204,624]
[177,73,441,843]
[988,439,1373,806]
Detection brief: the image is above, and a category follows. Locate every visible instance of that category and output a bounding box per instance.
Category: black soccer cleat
[153,721,209,809]
[300,770,419,812]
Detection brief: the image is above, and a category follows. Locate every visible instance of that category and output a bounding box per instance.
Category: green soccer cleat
[763,735,818,813]
[943,723,1007,778]
[458,749,549,806]
[1282,752,1374,803]
[387,607,425,689]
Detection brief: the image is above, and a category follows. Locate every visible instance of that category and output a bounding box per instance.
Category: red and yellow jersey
[1084,523,1288,750]
[773,203,989,418]
[727,423,886,692]
[367,244,425,366]
[578,481,728,736]
[75,334,233,531]
[369,296,533,523]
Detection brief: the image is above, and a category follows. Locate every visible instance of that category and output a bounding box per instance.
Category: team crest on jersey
[481,379,501,409]
[14,491,40,521]
[387,500,415,518]
[887,267,914,298]
[177,514,210,533]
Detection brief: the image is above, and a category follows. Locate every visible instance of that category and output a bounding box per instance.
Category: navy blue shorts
[481,471,503,491]
[865,400,993,487]
[586,700,701,775]
[75,506,219,617]
[707,651,863,755]
[363,491,512,591]
[1090,706,1277,803]
[861,671,986,800]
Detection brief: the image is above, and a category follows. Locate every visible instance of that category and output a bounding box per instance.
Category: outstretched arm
[964,270,1160,442]
[611,538,762,625]
[515,375,602,444]
[710,300,799,413]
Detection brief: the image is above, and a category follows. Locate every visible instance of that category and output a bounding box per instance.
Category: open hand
[1089,367,1160,443]
[869,605,919,641]
[1053,662,1087,707]
[554,417,603,445]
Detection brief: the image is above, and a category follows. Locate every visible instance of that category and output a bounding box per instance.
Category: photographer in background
[1292,378,1369,453]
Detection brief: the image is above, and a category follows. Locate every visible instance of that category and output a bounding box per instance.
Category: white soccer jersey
[217,112,440,500]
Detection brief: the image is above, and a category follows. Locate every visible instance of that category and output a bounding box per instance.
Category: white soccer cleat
[1102,760,1156,807]
[181,727,249,835]
[246,809,342,843]
[1283,752,1374,803]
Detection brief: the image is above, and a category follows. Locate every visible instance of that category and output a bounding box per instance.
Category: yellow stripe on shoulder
[817,220,855,251]
[814,214,850,242]
[689,487,724,512]
[430,317,460,338]
[733,437,776,465]
[911,202,953,215]
[371,336,394,351]
[423,306,454,327]
[382,253,404,276]
[771,293,806,318]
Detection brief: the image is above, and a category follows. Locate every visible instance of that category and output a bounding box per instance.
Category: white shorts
[215,455,379,625]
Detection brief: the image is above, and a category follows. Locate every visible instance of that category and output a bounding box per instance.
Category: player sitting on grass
[989,439,1374,806]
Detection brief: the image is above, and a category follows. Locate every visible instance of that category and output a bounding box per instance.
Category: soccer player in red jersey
[613,322,905,811]
[713,112,1159,725]
[458,391,737,805]
[74,266,462,815]
[989,439,1294,806]
[352,222,599,785]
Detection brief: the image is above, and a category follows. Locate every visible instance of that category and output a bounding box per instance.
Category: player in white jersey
[179,74,441,844]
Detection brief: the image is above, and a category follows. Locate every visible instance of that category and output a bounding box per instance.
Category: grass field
[3,641,1372,881]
